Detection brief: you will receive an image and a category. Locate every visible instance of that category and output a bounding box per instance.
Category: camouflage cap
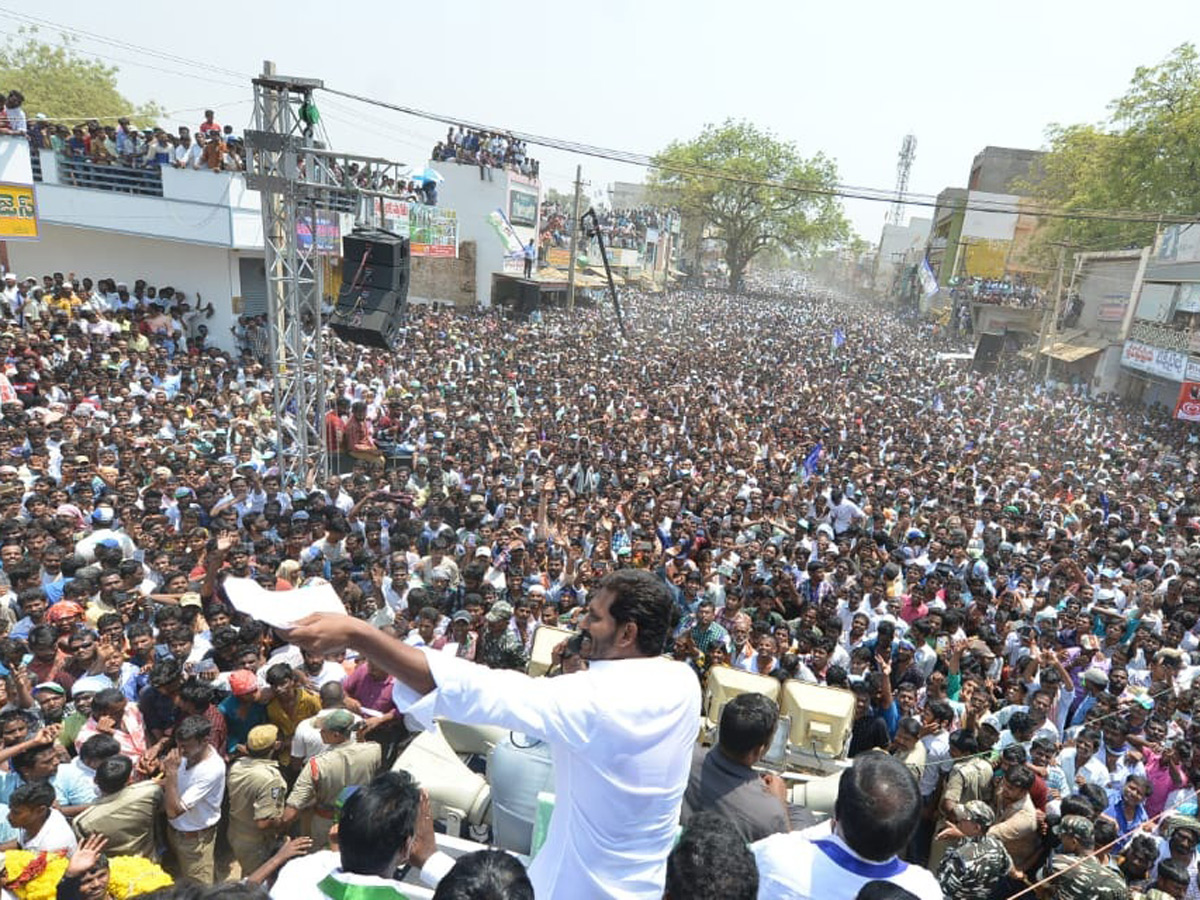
[960,800,996,828]
[1055,815,1094,844]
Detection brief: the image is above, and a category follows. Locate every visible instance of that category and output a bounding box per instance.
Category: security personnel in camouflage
[937,800,1014,900]
[1041,815,1130,900]
[476,601,529,671]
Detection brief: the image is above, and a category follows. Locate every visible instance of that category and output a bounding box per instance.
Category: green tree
[1023,43,1200,261]
[0,28,161,124]
[649,120,847,289]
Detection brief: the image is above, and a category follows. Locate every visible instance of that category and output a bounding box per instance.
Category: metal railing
[52,156,164,196]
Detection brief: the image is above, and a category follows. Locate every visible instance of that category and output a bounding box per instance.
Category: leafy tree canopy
[650,120,847,288]
[0,28,161,124]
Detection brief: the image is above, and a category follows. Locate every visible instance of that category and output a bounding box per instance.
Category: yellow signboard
[963,239,1008,279]
[0,183,37,240]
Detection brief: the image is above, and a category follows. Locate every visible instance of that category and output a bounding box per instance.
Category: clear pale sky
[8,1,1198,243]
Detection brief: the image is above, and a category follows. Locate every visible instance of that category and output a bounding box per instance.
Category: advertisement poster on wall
[1176,382,1200,422]
[409,205,458,258]
[0,183,38,240]
[296,210,339,255]
[509,189,538,227]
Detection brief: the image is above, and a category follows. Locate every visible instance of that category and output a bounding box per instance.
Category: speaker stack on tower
[330,228,410,350]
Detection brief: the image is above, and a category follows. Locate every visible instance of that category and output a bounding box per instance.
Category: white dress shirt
[168,748,225,832]
[752,823,943,900]
[393,648,701,900]
[269,848,454,900]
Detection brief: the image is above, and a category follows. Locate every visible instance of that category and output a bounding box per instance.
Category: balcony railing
[47,156,165,197]
[1130,320,1190,352]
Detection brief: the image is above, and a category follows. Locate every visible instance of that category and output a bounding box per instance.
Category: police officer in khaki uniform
[226,724,288,875]
[281,709,382,850]
[73,755,163,859]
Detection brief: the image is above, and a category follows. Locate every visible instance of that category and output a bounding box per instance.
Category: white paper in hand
[223,576,347,629]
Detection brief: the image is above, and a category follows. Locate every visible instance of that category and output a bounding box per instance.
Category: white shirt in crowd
[168,747,225,832]
[394,647,700,900]
[19,808,77,853]
[270,848,454,900]
[752,822,943,900]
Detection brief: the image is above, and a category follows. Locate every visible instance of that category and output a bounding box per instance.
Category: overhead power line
[319,85,1200,228]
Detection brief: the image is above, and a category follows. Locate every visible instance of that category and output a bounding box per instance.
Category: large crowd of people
[22,109,245,175]
[0,263,1199,899]
[431,128,539,181]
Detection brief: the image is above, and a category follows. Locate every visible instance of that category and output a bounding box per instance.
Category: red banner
[1175,382,1200,422]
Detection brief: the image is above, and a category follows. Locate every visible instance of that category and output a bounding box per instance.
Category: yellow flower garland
[4,851,172,900]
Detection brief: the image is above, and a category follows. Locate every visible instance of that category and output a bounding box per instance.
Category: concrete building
[925,146,1045,285]
[1118,224,1200,407]
[874,217,931,295]
[435,161,540,306]
[1037,248,1150,394]
[4,135,264,352]
[609,181,648,210]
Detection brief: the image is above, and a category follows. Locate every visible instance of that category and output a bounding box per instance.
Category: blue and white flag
[920,259,939,298]
[933,393,944,414]
[832,328,846,350]
[802,442,823,482]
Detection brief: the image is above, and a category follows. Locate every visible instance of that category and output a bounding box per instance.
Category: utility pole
[566,164,583,311]
[1034,243,1068,379]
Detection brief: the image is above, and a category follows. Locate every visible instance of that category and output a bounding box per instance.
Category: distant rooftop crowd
[431,127,539,180]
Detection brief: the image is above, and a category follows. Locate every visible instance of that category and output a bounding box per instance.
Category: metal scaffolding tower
[244,64,416,486]
[887,134,917,226]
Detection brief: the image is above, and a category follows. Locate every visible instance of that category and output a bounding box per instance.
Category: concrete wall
[437,161,539,306]
[1075,256,1140,339]
[409,241,476,308]
[7,224,245,353]
[968,147,1044,193]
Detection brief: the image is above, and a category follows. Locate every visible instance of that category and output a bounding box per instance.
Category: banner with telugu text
[0,183,38,240]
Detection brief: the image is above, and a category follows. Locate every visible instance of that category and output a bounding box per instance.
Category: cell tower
[887,134,917,226]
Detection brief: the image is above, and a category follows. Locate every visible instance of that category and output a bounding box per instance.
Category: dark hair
[94,755,134,794]
[833,754,921,861]
[1078,783,1109,815]
[175,714,212,743]
[665,811,758,900]
[1059,796,1094,820]
[79,733,122,764]
[10,780,55,808]
[1008,711,1034,738]
[178,677,214,711]
[266,662,295,688]
[1158,859,1190,887]
[339,771,422,875]
[948,729,978,755]
[1005,765,1035,791]
[598,569,672,656]
[718,694,779,756]
[149,657,183,688]
[431,850,534,900]
[12,741,55,775]
[926,700,954,725]
[896,716,921,738]
[855,883,922,900]
[92,687,126,715]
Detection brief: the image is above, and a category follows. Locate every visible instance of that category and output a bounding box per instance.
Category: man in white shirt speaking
[751,753,943,900]
[291,569,700,900]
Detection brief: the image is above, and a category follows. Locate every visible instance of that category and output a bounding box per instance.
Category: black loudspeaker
[972,332,1004,373]
[333,229,411,349]
[344,229,409,269]
[329,285,407,350]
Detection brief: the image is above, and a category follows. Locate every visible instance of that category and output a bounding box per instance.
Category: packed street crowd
[0,264,1200,899]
